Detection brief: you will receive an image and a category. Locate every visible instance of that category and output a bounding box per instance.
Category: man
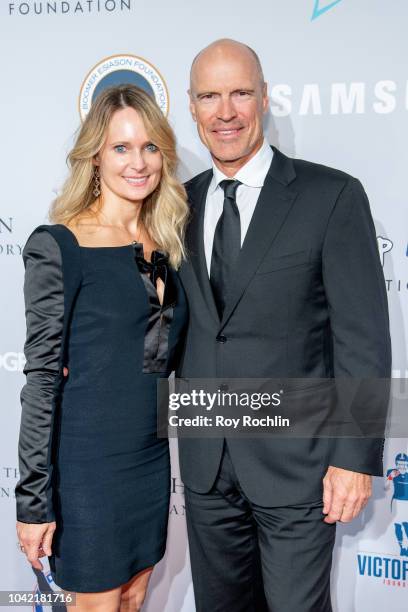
[177,39,391,611]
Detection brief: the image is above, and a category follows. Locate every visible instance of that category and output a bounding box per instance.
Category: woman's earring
[93,168,101,198]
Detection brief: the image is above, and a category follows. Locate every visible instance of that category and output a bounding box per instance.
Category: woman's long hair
[50,85,189,268]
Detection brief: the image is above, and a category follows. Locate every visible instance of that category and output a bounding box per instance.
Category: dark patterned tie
[210,179,242,318]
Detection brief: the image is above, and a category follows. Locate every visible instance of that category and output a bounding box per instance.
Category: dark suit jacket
[177,146,391,506]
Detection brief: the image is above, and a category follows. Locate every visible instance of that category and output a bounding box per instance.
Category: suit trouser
[184,441,336,612]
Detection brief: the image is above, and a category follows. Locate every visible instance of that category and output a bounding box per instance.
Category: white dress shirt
[203,138,274,274]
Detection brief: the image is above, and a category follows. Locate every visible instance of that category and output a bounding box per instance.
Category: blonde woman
[15,85,189,610]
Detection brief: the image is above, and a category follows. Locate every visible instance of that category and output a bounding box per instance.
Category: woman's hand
[16,521,56,570]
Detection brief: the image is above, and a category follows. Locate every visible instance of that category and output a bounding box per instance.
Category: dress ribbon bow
[133,243,168,286]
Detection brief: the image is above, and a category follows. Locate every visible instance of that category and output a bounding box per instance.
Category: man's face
[189,48,268,169]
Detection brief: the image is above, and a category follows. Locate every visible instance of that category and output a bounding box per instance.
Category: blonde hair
[50,85,189,268]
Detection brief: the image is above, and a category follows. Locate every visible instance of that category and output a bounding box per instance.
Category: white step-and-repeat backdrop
[1,1,407,610]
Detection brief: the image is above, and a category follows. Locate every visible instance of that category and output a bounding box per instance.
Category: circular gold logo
[79,54,169,120]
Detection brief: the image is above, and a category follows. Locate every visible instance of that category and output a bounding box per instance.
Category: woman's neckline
[79,244,134,250]
[57,224,143,250]
[56,224,167,264]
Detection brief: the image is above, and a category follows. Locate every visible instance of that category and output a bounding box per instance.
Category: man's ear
[188,89,197,122]
[262,82,269,114]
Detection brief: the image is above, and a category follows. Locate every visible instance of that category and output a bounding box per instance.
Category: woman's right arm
[16,229,64,526]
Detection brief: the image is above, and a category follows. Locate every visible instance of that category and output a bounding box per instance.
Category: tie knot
[219,179,241,200]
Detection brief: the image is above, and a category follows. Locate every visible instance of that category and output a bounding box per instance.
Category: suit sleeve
[322,177,391,476]
[15,230,64,523]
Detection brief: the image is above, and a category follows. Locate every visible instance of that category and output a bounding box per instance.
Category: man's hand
[322,466,372,524]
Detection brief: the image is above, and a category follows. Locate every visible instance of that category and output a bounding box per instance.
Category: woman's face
[95,106,163,205]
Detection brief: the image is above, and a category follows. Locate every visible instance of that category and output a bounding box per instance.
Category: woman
[15,85,189,610]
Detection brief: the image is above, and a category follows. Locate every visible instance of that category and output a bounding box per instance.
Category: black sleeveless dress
[15,225,188,592]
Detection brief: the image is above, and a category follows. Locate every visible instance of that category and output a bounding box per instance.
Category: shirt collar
[209,138,273,194]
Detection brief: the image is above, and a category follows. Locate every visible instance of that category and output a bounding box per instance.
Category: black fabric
[178,146,391,505]
[185,442,335,612]
[16,231,64,524]
[210,179,241,317]
[16,224,82,524]
[15,224,188,592]
[133,242,177,373]
[178,145,390,612]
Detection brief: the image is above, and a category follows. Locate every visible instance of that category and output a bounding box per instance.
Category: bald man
[177,39,391,612]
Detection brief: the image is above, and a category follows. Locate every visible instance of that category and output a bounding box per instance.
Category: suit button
[216,334,227,343]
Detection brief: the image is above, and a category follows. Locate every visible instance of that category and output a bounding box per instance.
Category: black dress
[15,225,187,592]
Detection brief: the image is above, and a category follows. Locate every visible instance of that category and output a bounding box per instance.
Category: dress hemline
[49,544,166,594]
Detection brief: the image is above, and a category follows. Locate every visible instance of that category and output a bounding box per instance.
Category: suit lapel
[219,148,298,330]
[185,170,220,323]
[184,148,298,330]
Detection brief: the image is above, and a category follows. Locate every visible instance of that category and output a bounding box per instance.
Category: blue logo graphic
[34,570,66,612]
[395,523,408,557]
[358,451,408,585]
[79,55,169,121]
[311,0,343,20]
[386,453,408,503]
